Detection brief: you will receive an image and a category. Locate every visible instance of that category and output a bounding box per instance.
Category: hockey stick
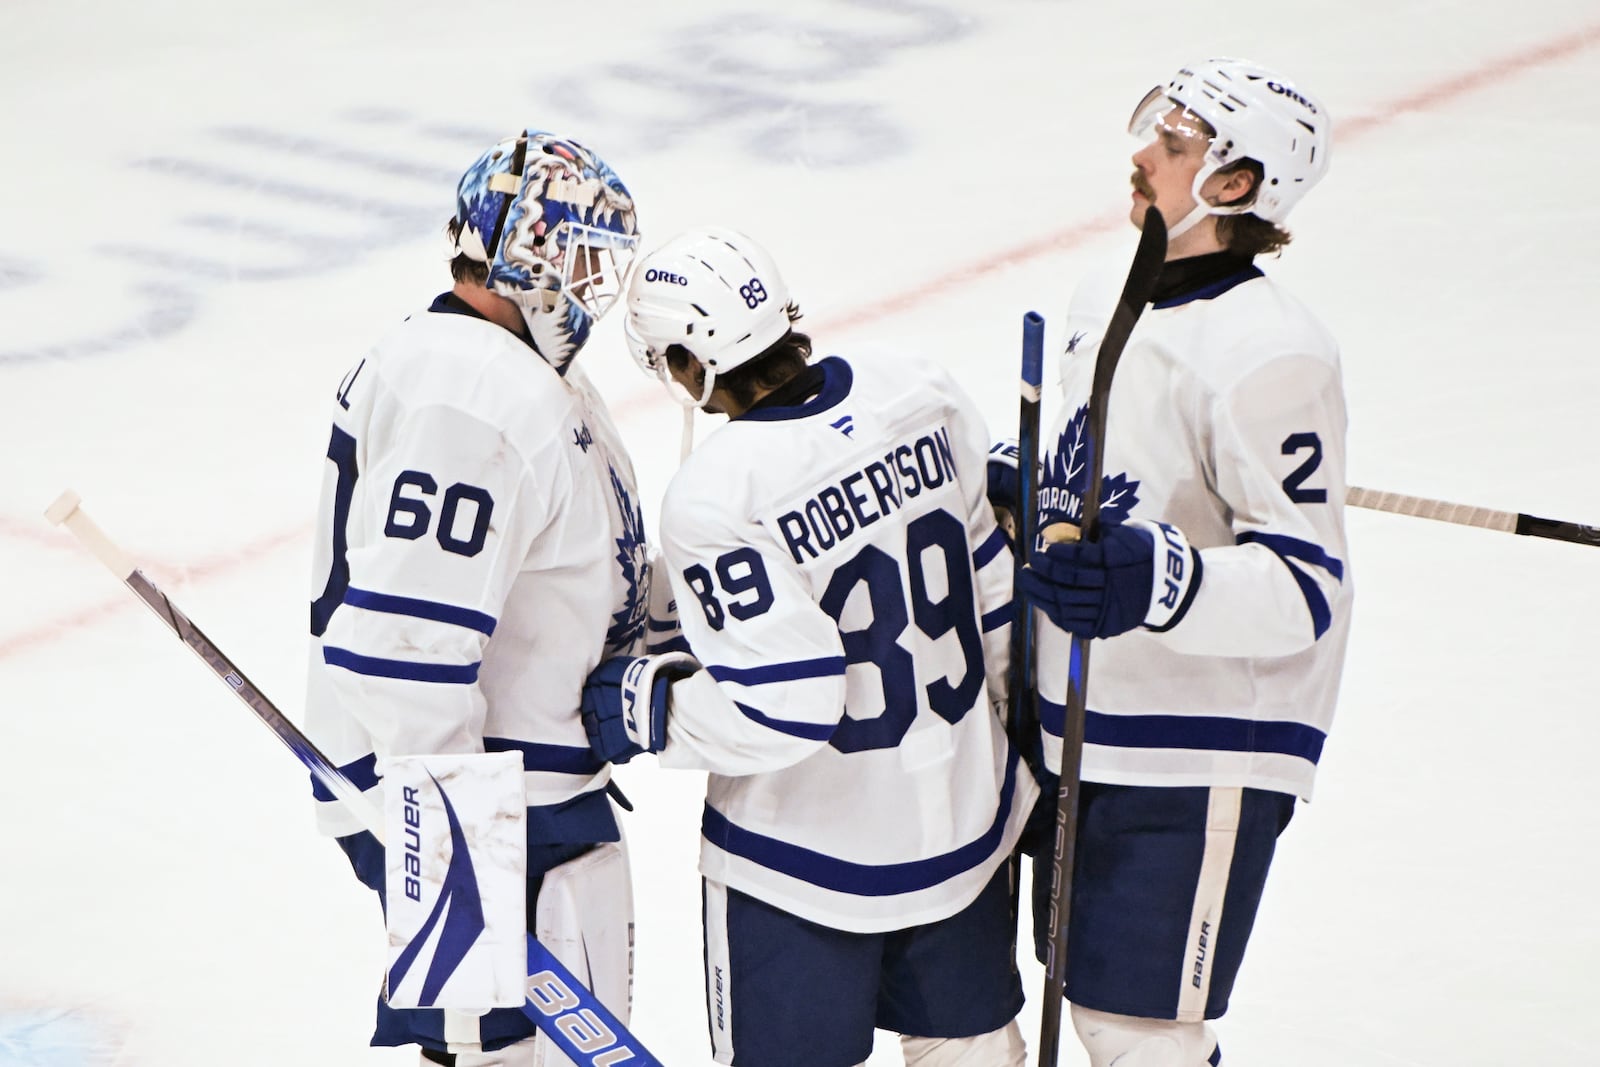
[1006,310,1046,753]
[44,491,667,1067]
[1348,485,1600,548]
[1003,312,1046,945]
[1036,206,1168,1067]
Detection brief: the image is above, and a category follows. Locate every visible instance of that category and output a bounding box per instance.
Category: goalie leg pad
[1070,1005,1219,1067]
[535,840,635,1024]
[901,1018,1026,1066]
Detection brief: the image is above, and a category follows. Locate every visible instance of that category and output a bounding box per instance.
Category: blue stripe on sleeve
[733,701,837,742]
[973,527,1009,568]
[343,587,497,636]
[1235,532,1341,638]
[699,748,1020,895]
[1236,531,1345,580]
[981,602,1013,633]
[484,737,605,776]
[323,646,480,684]
[709,657,847,686]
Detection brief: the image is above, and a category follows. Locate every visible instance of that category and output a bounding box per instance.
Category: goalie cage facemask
[452,130,640,373]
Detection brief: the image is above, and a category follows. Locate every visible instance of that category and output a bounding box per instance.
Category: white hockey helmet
[450,129,640,372]
[1129,58,1331,232]
[624,227,792,409]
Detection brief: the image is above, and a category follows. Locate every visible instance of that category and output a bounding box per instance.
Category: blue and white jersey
[306,295,652,842]
[1036,257,1352,800]
[657,354,1037,934]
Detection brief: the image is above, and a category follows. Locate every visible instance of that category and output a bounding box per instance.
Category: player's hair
[1211,160,1292,257]
[666,303,811,411]
[445,218,489,286]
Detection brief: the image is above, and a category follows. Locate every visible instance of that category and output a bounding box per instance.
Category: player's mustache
[1130,171,1156,199]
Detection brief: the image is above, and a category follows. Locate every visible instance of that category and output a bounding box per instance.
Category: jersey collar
[427,291,544,358]
[734,356,853,422]
[1150,252,1263,309]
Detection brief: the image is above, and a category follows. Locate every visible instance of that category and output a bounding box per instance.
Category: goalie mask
[624,227,792,411]
[451,130,640,373]
[1128,58,1331,238]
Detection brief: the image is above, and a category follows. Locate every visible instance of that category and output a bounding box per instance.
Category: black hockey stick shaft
[1347,485,1600,548]
[1036,207,1168,1067]
[1006,311,1046,752]
[44,490,668,1067]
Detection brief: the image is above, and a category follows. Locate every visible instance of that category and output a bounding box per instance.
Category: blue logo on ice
[387,773,486,1006]
[0,1008,119,1066]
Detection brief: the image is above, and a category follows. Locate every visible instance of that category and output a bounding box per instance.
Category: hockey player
[305,129,649,1065]
[1014,59,1349,1066]
[580,227,1039,1067]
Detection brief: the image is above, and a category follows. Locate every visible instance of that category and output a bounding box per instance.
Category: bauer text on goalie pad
[383,752,527,1009]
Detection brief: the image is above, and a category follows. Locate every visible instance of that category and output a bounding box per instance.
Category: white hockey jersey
[1036,257,1351,800]
[306,295,652,841]
[657,353,1038,934]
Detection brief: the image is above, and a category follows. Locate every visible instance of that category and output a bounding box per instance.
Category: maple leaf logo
[606,466,650,653]
[1036,403,1140,528]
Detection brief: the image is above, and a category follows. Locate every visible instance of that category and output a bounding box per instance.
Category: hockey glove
[1018,519,1202,639]
[987,438,1022,541]
[580,652,698,764]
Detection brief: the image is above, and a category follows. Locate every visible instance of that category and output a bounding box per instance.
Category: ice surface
[3,2,1598,1064]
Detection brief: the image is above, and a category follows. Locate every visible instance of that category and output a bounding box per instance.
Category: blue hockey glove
[580,652,698,764]
[987,438,1022,540]
[1018,519,1202,639]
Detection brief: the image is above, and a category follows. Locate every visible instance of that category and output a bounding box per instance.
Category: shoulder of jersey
[1158,271,1339,379]
[668,352,953,508]
[373,307,580,429]
[1067,255,1138,323]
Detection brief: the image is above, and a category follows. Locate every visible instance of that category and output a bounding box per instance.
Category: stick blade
[1091,207,1167,398]
[1118,205,1168,310]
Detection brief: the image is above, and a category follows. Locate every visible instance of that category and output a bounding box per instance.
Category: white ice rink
[4,2,1599,1064]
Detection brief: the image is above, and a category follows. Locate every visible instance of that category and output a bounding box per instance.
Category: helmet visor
[1128,87,1216,151]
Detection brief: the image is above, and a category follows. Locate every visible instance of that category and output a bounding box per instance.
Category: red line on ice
[5,21,1598,660]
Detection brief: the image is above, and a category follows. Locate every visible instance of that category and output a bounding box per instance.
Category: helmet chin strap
[663,361,719,461]
[1168,161,1254,243]
[678,403,695,462]
[1165,202,1212,242]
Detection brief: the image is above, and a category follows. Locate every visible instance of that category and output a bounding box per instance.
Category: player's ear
[1208,165,1257,209]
